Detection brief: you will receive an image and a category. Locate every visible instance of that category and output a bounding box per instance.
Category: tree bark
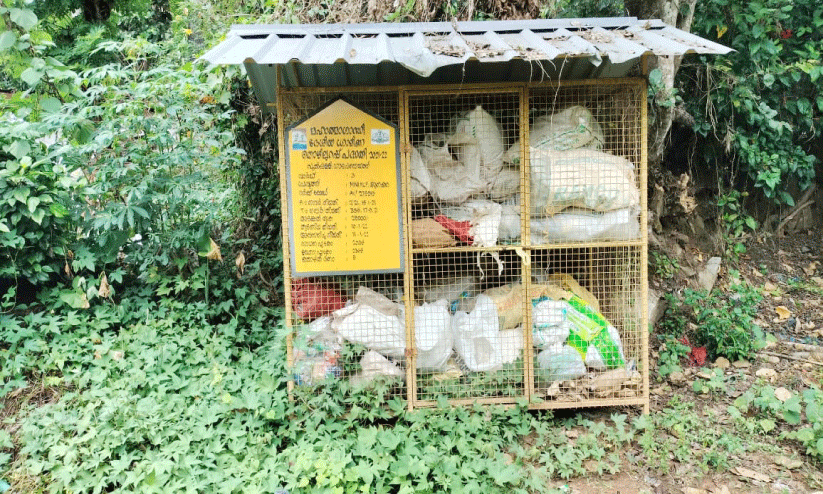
[625,0,698,168]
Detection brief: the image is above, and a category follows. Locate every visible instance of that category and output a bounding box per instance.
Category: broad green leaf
[794,427,815,442]
[49,202,69,218]
[20,67,44,86]
[12,186,30,205]
[27,196,40,213]
[30,208,45,225]
[8,140,30,159]
[40,96,61,112]
[0,222,9,233]
[9,7,38,30]
[0,30,16,51]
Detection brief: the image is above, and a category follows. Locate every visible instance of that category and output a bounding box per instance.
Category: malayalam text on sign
[285,98,404,276]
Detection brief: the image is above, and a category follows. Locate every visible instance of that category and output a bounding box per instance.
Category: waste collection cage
[279,79,648,412]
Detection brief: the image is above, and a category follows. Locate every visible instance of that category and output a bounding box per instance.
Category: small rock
[763,281,778,292]
[696,371,713,380]
[669,371,686,385]
[714,357,730,369]
[764,340,777,350]
[774,387,792,402]
[710,486,730,494]
[583,459,598,473]
[649,288,668,326]
[732,360,751,369]
[774,455,803,470]
[682,488,708,494]
[565,429,580,439]
[755,368,777,378]
[763,355,780,364]
[698,257,722,291]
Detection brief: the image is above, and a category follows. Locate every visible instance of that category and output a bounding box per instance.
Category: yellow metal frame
[278,75,650,413]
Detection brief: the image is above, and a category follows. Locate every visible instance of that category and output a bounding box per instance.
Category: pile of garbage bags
[410,104,641,247]
[292,275,629,388]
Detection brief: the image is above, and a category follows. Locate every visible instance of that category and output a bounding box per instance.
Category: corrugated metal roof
[201,17,730,110]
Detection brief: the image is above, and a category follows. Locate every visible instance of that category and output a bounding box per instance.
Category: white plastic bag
[452,295,522,372]
[440,200,504,276]
[537,343,587,381]
[332,304,406,359]
[414,300,453,371]
[498,201,521,241]
[530,148,640,216]
[418,133,484,204]
[532,299,571,348]
[530,208,641,243]
[449,105,505,184]
[422,275,478,313]
[487,167,520,200]
[350,351,404,386]
[410,147,431,199]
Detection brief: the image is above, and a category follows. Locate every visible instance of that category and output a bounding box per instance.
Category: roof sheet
[201,18,731,112]
[202,17,731,78]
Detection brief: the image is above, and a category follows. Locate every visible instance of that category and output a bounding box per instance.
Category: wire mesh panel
[406,89,523,248]
[410,250,528,404]
[526,81,644,246]
[289,273,408,398]
[404,89,528,406]
[529,246,644,406]
[281,90,409,404]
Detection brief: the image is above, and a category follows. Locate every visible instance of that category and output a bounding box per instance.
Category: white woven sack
[504,105,605,164]
[530,148,640,216]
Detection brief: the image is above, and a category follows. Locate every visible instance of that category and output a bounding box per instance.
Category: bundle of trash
[410,104,641,247]
[292,274,632,391]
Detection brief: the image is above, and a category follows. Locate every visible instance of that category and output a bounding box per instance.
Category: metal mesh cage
[526,81,644,246]
[279,80,648,411]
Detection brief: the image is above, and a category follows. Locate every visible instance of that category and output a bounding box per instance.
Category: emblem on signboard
[371,128,390,145]
[291,128,307,150]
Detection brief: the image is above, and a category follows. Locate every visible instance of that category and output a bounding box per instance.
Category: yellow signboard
[286,98,404,276]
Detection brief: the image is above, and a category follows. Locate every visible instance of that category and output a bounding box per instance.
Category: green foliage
[649,250,680,279]
[692,367,728,395]
[634,396,746,473]
[1,1,246,291]
[659,276,763,364]
[716,190,756,258]
[683,0,821,205]
[656,334,690,378]
[732,385,823,462]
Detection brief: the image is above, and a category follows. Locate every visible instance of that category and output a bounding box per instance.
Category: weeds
[658,275,764,368]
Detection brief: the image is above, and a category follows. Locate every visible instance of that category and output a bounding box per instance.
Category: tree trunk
[625,0,698,168]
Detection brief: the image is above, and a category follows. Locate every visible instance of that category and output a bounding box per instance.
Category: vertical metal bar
[639,79,651,415]
[399,87,417,411]
[519,85,535,405]
[277,67,296,399]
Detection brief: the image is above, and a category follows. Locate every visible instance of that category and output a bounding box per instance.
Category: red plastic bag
[434,215,473,244]
[291,278,347,320]
[678,336,707,367]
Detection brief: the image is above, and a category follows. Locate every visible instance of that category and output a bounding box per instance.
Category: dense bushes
[681,0,821,205]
